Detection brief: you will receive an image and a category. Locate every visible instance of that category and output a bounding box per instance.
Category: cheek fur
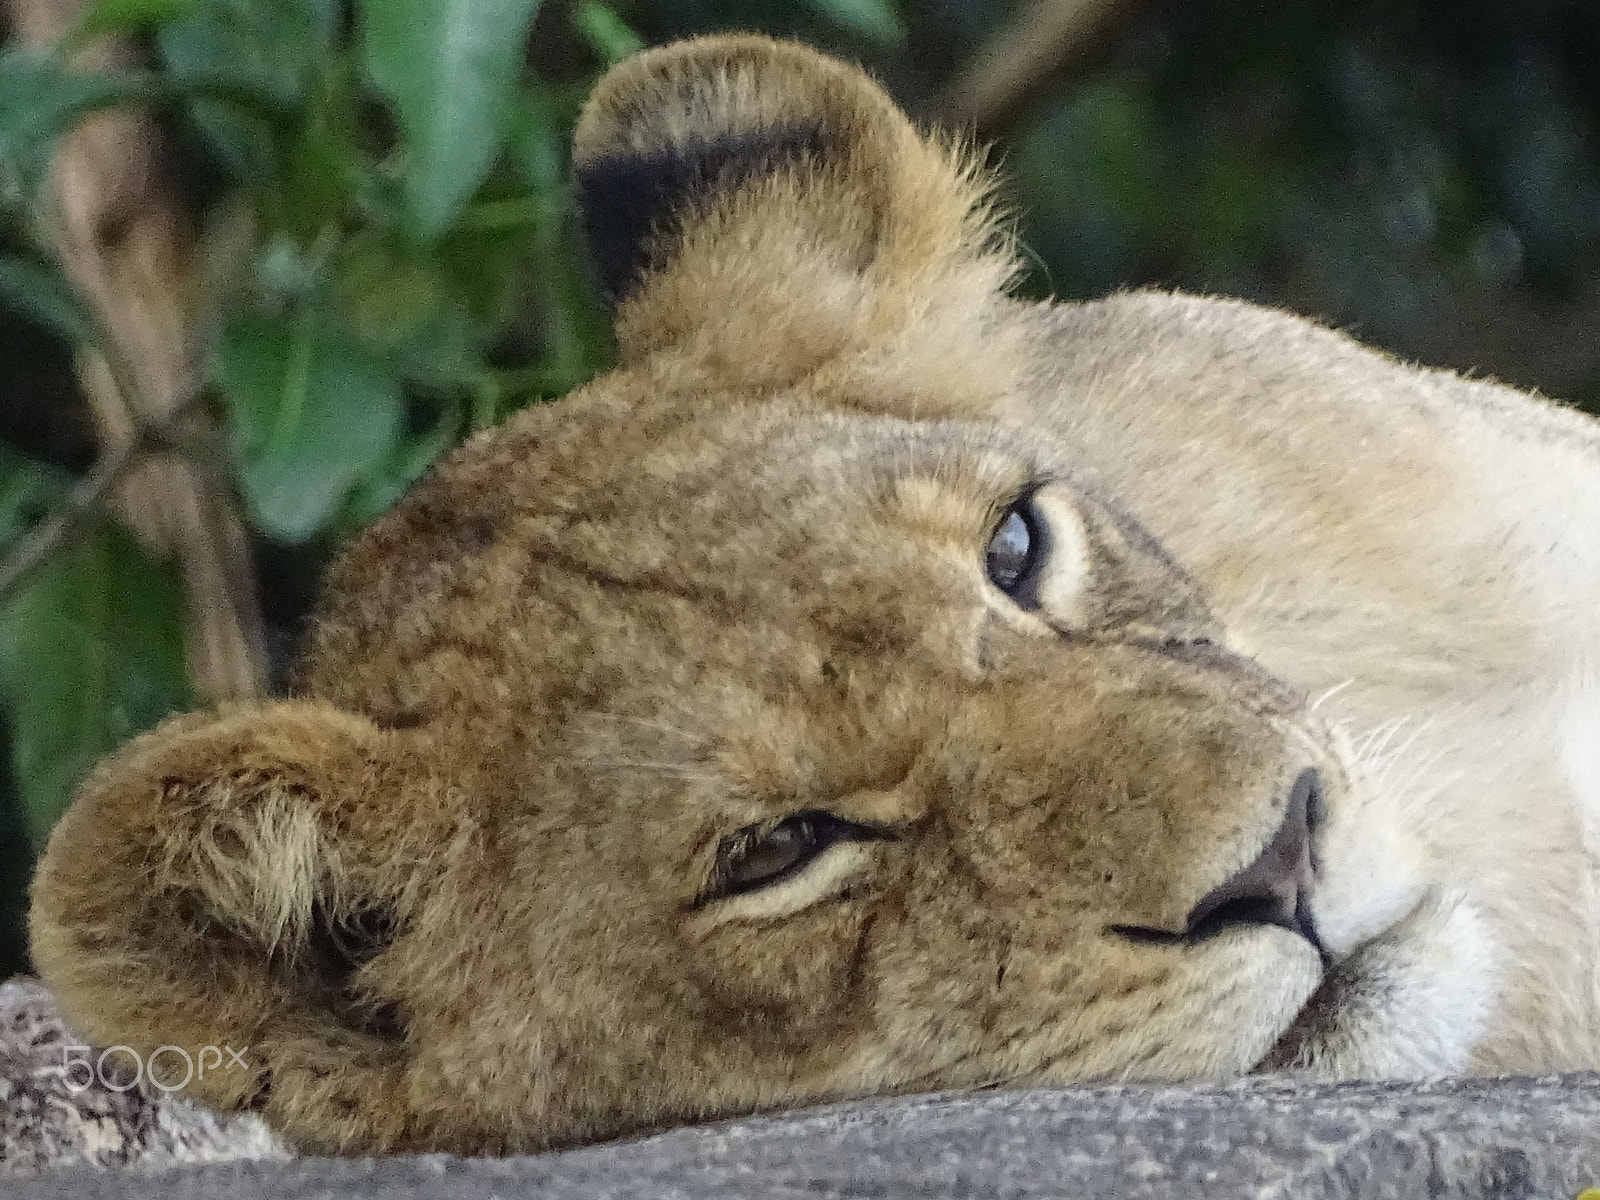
[679,897,880,1046]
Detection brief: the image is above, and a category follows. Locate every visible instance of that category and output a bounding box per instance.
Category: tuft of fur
[27,35,1600,1156]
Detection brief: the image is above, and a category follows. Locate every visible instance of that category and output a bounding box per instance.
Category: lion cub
[29,35,1600,1154]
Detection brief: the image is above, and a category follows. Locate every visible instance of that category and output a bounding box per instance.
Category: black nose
[1183,768,1321,941]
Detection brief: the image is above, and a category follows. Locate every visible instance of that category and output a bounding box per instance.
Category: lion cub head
[31,36,1348,1154]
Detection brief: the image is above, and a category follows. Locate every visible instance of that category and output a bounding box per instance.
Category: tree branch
[939,0,1142,137]
[0,392,206,600]
[5,0,268,701]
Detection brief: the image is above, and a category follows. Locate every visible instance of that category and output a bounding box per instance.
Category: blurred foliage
[0,0,1597,974]
[1009,1,1600,372]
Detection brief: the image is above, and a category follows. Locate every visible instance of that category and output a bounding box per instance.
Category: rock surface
[0,978,287,1177]
[6,978,1600,1198]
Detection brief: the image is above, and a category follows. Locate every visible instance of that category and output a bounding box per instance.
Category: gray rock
[0,978,288,1177]
[6,977,1600,1198]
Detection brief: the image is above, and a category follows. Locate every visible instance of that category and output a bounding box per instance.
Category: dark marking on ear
[576,120,832,304]
[305,901,408,1042]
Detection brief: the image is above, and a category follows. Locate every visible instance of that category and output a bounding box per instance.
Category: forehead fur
[300,387,1043,733]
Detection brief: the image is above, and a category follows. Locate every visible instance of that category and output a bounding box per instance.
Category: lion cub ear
[29,702,442,1150]
[573,34,1018,391]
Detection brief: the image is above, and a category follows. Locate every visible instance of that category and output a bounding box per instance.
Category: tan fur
[28,35,1600,1154]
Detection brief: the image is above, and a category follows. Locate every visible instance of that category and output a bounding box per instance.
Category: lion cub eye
[703,811,885,902]
[985,500,1044,598]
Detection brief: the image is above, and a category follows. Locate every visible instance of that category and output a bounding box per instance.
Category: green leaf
[0,42,286,204]
[277,88,365,241]
[360,0,543,240]
[0,520,191,844]
[346,401,464,523]
[252,233,327,305]
[216,311,404,542]
[807,0,905,45]
[0,445,65,554]
[332,233,484,388]
[571,1,642,65]
[159,0,336,101]
[438,220,527,327]
[0,50,144,200]
[508,84,565,197]
[0,51,128,144]
[335,233,446,349]
[0,257,105,349]
[157,0,336,172]
[70,0,199,45]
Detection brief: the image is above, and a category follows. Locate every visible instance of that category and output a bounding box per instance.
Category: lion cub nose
[1184,768,1321,941]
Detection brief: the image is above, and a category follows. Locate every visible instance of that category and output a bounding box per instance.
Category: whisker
[585,712,706,745]
[1310,678,1356,713]
[560,757,720,782]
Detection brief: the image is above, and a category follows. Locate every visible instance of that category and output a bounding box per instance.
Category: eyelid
[694,811,892,908]
[1029,489,1092,628]
[687,840,883,930]
[989,482,1048,539]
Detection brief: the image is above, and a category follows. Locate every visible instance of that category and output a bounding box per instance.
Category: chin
[1257,891,1500,1078]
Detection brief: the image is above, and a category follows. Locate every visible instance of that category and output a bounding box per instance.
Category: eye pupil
[725,818,816,889]
[702,811,888,903]
[986,506,1036,594]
